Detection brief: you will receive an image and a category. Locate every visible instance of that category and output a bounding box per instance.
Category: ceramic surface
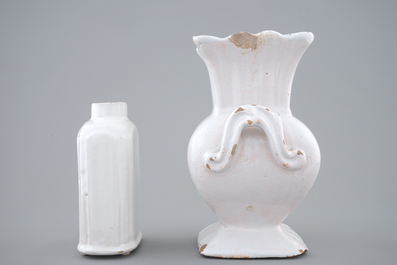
[77,102,141,255]
[188,30,321,258]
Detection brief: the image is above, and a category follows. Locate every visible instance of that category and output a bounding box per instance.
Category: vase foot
[197,222,307,258]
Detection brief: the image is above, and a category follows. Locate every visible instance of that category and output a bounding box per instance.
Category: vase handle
[203,105,306,172]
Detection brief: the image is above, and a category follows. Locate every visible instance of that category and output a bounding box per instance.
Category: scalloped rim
[193,30,314,47]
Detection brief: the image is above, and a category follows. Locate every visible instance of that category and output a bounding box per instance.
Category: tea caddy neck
[91,102,128,119]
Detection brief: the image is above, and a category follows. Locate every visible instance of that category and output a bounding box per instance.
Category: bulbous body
[77,102,141,255]
[188,31,320,258]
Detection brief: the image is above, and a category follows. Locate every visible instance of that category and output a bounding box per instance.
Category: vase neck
[91,102,128,119]
[194,31,313,114]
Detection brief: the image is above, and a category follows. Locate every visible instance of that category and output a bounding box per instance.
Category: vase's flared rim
[193,30,314,49]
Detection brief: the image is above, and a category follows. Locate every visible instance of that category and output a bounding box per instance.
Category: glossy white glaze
[77,102,141,255]
[188,31,320,258]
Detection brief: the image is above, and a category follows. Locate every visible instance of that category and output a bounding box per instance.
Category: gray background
[1,1,396,264]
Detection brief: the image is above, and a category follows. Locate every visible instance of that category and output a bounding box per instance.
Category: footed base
[78,231,142,256]
[198,222,307,258]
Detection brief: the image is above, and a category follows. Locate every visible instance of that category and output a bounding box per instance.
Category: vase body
[188,31,320,258]
[77,102,141,255]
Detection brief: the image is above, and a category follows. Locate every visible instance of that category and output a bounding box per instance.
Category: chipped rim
[193,30,314,48]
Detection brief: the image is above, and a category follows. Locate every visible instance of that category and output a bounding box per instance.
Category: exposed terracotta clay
[231,144,238,156]
[199,244,208,254]
[299,249,308,254]
[231,255,250,259]
[229,32,258,51]
[235,107,245,113]
[297,150,303,155]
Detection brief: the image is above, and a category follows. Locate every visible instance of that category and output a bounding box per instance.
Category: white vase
[77,102,142,255]
[188,31,321,258]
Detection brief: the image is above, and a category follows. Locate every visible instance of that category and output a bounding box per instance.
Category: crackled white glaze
[188,30,321,258]
[77,102,141,255]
